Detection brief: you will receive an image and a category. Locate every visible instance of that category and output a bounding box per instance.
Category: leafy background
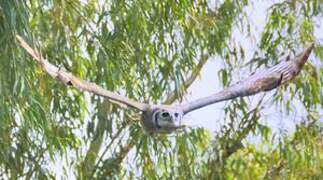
[0,0,322,179]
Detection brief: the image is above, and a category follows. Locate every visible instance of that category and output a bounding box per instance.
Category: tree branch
[80,100,111,178]
[164,53,210,104]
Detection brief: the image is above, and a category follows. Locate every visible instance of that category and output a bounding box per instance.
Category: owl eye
[161,111,170,118]
[174,113,179,117]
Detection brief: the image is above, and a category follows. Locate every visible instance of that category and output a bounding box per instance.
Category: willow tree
[0,0,322,179]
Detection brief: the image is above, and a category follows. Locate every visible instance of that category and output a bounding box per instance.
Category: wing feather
[16,35,150,111]
[180,43,314,114]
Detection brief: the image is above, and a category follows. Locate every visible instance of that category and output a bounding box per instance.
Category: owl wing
[16,35,150,111]
[180,43,314,114]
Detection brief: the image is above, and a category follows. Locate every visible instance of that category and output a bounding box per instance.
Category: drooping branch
[16,35,150,111]
[80,100,111,178]
[164,53,210,104]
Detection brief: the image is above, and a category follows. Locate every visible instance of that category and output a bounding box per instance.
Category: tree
[0,0,322,179]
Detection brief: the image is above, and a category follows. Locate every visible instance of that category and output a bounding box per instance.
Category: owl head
[141,107,184,134]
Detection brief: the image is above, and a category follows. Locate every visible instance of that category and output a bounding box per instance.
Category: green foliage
[0,0,322,179]
[225,122,323,179]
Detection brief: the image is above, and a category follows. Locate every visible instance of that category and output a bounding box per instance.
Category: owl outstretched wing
[180,43,314,114]
[16,35,150,111]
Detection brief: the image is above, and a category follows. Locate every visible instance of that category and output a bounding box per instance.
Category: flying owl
[16,35,314,134]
